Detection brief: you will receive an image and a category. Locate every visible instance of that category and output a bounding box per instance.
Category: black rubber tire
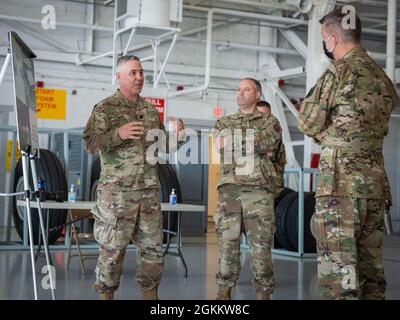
[275,191,297,251]
[90,180,99,201]
[275,187,295,208]
[310,212,317,240]
[46,150,68,229]
[286,192,316,253]
[12,149,68,245]
[274,188,295,249]
[166,164,182,235]
[91,157,101,187]
[86,158,101,234]
[156,163,180,243]
[242,188,295,248]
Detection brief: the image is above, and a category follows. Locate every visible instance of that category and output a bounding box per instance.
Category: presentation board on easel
[4,32,56,300]
[9,31,39,156]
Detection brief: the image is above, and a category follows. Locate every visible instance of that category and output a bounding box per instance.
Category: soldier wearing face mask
[298,8,398,300]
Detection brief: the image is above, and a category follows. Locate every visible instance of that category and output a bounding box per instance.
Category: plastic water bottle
[169,189,177,205]
[37,177,46,202]
[37,177,45,191]
[76,173,81,198]
[68,184,77,203]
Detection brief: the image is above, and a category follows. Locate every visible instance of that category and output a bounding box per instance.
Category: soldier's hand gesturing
[170,117,185,140]
[117,121,144,140]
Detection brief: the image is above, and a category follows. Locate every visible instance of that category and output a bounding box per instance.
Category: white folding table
[17,200,205,277]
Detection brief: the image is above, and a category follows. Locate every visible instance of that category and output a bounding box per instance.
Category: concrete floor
[0,232,399,300]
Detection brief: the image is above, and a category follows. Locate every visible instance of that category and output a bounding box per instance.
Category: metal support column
[386,0,397,82]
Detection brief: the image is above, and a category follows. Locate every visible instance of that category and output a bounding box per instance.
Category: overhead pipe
[169,6,400,98]
[154,33,179,89]
[169,9,213,97]
[76,50,113,66]
[369,51,400,64]
[7,20,71,52]
[199,7,309,26]
[386,0,397,81]
[0,14,113,32]
[0,52,11,87]
[127,17,242,54]
[363,27,400,38]
[127,17,295,54]
[182,6,400,61]
[183,5,210,13]
[270,83,298,118]
[216,0,298,12]
[180,37,300,55]
[337,0,387,7]
[0,7,397,39]
[169,7,308,97]
[184,5,400,38]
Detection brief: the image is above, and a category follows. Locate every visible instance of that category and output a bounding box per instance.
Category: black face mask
[323,41,335,61]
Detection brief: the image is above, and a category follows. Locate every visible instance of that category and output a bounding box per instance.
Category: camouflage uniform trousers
[214,184,275,294]
[92,184,164,294]
[314,196,386,300]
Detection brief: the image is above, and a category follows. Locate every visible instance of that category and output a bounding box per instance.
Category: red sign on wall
[144,97,165,123]
[213,106,224,118]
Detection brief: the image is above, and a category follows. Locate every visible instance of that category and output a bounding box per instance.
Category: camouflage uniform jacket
[214,109,283,193]
[298,47,398,199]
[258,113,287,195]
[272,137,286,194]
[83,90,165,190]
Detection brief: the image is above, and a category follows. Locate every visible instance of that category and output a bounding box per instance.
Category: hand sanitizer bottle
[68,184,76,203]
[169,189,177,205]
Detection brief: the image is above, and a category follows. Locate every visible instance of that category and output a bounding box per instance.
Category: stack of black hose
[274,188,316,253]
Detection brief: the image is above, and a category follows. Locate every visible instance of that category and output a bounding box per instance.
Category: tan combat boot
[255,290,271,300]
[99,292,114,300]
[216,287,232,300]
[141,287,159,300]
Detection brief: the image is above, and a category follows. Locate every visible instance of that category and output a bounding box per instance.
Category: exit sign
[213,106,224,118]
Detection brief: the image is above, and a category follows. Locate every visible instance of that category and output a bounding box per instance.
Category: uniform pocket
[260,155,277,179]
[141,189,161,214]
[344,156,384,199]
[93,185,123,227]
[317,146,336,194]
[214,213,241,241]
[214,187,242,241]
[313,199,327,243]
[91,205,118,227]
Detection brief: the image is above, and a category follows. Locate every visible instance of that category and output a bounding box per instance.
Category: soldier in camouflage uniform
[213,78,283,300]
[257,100,286,195]
[298,9,398,299]
[83,55,184,300]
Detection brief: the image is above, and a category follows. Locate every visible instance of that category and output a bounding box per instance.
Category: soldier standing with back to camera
[298,8,398,299]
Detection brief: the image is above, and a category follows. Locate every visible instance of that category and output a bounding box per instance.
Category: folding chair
[66,209,98,274]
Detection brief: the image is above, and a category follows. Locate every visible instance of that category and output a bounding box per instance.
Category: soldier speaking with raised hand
[298,8,398,299]
[83,55,184,300]
[213,78,283,300]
